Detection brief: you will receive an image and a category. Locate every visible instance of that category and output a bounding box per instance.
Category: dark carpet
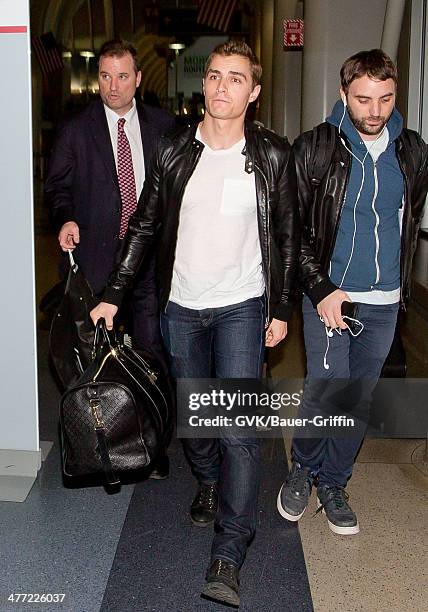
[100,437,313,612]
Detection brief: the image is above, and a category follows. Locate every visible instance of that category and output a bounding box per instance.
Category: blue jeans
[160,296,265,567]
[293,296,399,487]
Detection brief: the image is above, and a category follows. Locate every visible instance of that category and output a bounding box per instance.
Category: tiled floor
[298,444,428,612]
[0,419,135,612]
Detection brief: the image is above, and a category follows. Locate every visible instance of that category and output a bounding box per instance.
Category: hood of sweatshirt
[326,99,403,153]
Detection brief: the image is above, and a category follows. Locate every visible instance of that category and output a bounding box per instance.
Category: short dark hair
[98,39,139,74]
[204,40,262,87]
[340,48,398,93]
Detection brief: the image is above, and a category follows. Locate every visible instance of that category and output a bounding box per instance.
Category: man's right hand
[90,302,118,330]
[316,289,351,330]
[58,221,80,251]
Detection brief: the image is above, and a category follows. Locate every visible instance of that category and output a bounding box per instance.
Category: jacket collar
[185,119,258,173]
[243,120,264,173]
[88,98,158,189]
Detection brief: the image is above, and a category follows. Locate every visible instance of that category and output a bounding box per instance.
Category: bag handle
[68,249,78,273]
[92,318,118,359]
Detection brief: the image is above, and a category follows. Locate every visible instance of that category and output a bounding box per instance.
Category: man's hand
[90,302,118,330]
[265,318,288,347]
[316,289,350,330]
[58,221,80,251]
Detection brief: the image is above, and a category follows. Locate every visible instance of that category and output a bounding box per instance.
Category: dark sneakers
[316,484,360,535]
[277,465,359,535]
[190,483,218,526]
[201,559,240,608]
[277,462,314,521]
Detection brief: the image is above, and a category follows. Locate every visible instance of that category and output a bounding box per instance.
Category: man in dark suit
[45,39,175,477]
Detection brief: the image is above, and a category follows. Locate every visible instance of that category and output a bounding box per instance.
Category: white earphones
[323,326,333,370]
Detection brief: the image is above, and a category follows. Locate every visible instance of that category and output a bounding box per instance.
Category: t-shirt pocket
[220,178,256,216]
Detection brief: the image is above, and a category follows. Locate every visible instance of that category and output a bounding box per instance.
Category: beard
[347,105,390,136]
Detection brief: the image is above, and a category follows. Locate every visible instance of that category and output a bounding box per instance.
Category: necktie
[117,117,137,238]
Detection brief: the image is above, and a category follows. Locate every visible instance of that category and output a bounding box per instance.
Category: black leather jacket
[104,121,300,322]
[294,125,428,307]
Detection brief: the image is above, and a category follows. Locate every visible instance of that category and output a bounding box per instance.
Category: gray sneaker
[316,485,360,535]
[277,462,314,521]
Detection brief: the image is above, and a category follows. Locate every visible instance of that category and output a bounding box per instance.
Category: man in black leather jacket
[92,41,299,607]
[277,49,428,537]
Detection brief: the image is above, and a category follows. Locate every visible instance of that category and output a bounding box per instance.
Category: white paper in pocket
[220,178,256,216]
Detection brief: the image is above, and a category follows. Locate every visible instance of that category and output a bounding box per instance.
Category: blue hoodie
[327,100,404,293]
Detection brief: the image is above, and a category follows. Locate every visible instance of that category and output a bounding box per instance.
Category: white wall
[271,0,303,141]
[302,0,388,131]
[0,1,39,456]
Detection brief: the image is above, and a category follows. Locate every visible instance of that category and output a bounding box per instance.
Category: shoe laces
[212,559,237,583]
[287,464,312,494]
[315,485,350,516]
[197,484,217,507]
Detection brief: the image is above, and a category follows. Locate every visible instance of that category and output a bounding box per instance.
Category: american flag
[197,0,239,33]
[32,32,64,76]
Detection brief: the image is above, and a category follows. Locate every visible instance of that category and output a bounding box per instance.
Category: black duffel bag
[60,320,172,486]
[50,251,97,389]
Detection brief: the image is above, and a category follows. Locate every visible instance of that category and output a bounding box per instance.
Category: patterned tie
[117,117,137,238]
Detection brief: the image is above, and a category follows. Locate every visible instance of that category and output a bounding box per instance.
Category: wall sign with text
[283,19,304,49]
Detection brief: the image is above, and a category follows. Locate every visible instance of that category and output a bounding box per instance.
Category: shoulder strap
[308,122,337,185]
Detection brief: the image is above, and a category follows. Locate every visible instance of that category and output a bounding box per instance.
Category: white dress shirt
[103,98,145,197]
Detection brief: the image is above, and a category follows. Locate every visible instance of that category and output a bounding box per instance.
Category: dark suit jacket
[45,99,175,294]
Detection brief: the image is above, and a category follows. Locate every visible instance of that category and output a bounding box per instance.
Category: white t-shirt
[169,128,265,309]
